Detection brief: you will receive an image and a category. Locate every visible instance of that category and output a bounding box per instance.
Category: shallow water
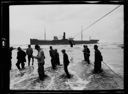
[11,44,123,76]
[10,44,124,90]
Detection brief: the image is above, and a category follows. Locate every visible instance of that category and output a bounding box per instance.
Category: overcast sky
[9,4,123,45]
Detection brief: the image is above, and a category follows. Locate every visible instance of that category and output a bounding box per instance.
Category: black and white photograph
[9,4,124,90]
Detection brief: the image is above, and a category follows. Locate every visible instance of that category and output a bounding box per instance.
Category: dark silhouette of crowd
[10,44,103,80]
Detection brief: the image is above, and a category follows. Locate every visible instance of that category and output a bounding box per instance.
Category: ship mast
[44,25,46,40]
[81,25,83,41]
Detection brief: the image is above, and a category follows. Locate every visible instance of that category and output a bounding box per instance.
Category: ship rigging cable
[90,61,123,80]
[73,5,122,39]
[102,61,123,80]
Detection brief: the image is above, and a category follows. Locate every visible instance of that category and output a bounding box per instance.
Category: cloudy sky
[9,4,123,45]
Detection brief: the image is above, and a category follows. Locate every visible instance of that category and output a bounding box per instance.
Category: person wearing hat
[61,49,71,78]
[16,47,26,71]
[33,45,45,80]
[93,45,103,73]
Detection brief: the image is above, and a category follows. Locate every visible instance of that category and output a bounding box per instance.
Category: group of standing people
[9,44,103,80]
[49,46,61,69]
[82,45,103,73]
[49,46,71,78]
[9,45,34,71]
[15,45,34,71]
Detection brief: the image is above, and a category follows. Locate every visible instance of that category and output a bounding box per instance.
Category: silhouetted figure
[54,49,60,66]
[9,47,13,70]
[62,49,71,78]
[49,46,56,69]
[16,47,26,71]
[93,45,103,73]
[33,45,45,80]
[83,45,90,64]
[69,40,73,47]
[26,45,34,66]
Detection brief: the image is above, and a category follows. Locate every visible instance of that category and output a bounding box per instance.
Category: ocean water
[11,43,123,76]
[10,43,124,90]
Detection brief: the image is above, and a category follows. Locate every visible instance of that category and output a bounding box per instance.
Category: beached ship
[30,32,99,45]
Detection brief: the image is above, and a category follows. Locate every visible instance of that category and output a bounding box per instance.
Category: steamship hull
[30,39,99,45]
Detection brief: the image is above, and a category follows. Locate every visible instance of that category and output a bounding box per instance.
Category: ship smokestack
[63,32,66,40]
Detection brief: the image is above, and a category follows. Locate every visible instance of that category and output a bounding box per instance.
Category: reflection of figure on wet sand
[33,45,46,81]
[26,45,34,66]
[62,49,71,78]
[16,47,26,71]
[49,46,56,69]
[93,45,103,74]
[54,49,61,66]
[83,45,90,64]
[9,47,14,70]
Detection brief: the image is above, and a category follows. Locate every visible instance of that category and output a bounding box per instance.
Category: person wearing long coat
[94,45,103,73]
[83,45,90,64]
[62,49,71,78]
[55,49,60,66]
[16,47,26,70]
[49,46,56,69]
